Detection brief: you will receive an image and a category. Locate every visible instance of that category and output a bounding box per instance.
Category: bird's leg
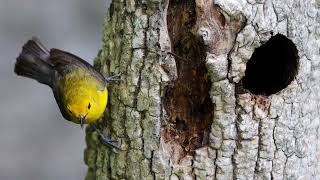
[104,51,185,85]
[105,74,121,85]
[90,124,121,149]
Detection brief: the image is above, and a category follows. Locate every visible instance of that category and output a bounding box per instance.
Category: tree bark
[85,0,320,179]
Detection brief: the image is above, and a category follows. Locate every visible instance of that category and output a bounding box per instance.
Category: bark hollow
[85,0,320,179]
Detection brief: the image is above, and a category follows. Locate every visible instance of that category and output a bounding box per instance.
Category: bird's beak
[79,115,85,129]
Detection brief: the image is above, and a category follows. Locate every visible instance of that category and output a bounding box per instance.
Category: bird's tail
[15,37,53,86]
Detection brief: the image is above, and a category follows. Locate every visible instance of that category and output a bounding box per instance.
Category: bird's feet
[98,133,121,149]
[105,74,121,85]
[90,124,121,150]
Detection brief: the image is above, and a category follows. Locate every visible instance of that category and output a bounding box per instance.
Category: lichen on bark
[85,0,320,179]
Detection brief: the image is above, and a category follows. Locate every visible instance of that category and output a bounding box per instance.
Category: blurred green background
[0,0,111,179]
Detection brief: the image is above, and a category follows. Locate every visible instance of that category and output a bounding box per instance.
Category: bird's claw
[105,74,122,85]
[98,133,121,150]
[89,124,122,150]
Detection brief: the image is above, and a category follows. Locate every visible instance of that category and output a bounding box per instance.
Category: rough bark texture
[85,0,320,179]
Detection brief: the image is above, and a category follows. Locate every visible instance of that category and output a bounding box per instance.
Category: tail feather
[15,37,53,86]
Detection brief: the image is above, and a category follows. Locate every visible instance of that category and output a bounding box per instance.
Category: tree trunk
[85,0,320,179]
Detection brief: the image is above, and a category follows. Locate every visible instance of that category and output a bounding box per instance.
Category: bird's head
[65,88,108,128]
[66,95,95,128]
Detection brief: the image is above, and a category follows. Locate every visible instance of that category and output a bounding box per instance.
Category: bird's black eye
[68,109,72,114]
[88,103,91,109]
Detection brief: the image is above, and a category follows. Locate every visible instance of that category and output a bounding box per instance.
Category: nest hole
[242,33,299,96]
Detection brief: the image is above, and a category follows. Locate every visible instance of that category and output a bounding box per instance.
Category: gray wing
[48,48,106,85]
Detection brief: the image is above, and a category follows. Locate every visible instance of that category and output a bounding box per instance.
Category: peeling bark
[85,0,320,179]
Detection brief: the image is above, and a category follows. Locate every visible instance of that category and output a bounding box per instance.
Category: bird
[14,37,121,149]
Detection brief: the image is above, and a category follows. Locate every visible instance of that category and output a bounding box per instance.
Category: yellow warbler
[15,37,120,148]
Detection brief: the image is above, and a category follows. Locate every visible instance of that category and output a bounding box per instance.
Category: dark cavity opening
[163,0,213,156]
[242,33,299,96]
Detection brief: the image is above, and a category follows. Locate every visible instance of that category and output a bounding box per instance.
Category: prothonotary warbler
[14,37,121,149]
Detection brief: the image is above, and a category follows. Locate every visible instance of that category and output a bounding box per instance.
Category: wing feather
[48,48,106,86]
